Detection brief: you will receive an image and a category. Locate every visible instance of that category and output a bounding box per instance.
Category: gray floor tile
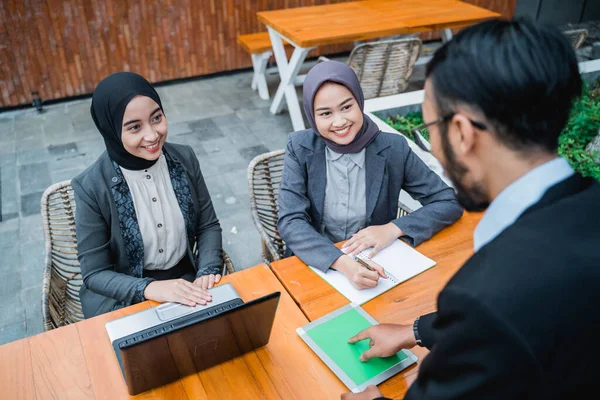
[20,192,44,217]
[16,137,45,152]
[238,144,271,163]
[188,118,225,140]
[20,239,45,288]
[51,167,84,184]
[0,217,19,233]
[26,316,44,337]
[16,147,52,166]
[48,142,78,156]
[0,320,27,345]
[0,119,13,135]
[0,269,22,297]
[19,163,51,195]
[0,141,15,156]
[19,215,44,244]
[22,285,43,323]
[0,228,19,250]
[222,170,251,197]
[0,294,25,327]
[0,245,19,275]
[167,122,192,136]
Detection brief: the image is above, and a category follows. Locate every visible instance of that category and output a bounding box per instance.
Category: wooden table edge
[257,11,501,48]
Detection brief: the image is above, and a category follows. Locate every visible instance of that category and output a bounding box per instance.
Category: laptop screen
[119,292,280,395]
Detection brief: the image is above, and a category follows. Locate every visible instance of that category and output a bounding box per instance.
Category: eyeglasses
[407,113,488,153]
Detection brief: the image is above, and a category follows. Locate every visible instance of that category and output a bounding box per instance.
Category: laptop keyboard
[118,298,244,348]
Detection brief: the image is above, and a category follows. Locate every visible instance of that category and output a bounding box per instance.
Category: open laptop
[105,283,280,395]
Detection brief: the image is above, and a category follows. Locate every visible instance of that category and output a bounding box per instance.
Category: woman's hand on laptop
[347,323,416,362]
[194,274,222,290]
[343,223,403,258]
[144,279,213,307]
[331,255,385,290]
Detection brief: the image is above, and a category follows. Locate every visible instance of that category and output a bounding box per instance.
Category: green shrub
[558,82,600,181]
[385,87,600,181]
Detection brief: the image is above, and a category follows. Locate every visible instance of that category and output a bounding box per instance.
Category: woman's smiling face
[313,82,363,145]
[121,95,167,160]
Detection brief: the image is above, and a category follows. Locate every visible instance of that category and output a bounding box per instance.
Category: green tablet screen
[305,308,408,385]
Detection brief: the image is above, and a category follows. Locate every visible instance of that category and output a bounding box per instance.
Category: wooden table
[0,265,349,399]
[269,212,482,398]
[257,0,500,131]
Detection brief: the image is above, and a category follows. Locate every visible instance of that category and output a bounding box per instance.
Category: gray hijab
[302,60,380,154]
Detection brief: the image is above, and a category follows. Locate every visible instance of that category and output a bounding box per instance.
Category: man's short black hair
[426,18,582,153]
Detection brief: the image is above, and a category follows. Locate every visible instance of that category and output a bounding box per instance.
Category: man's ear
[450,113,477,156]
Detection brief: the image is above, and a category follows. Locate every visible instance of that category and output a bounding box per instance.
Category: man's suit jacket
[407,174,600,399]
[277,130,463,271]
[72,143,222,318]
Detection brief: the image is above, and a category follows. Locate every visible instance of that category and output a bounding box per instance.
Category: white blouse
[120,154,188,270]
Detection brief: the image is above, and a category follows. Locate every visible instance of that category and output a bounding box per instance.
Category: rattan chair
[247,150,287,265]
[319,38,422,99]
[563,28,588,50]
[247,150,414,266]
[41,180,235,331]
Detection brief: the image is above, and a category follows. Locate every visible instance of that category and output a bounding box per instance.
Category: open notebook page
[308,239,436,305]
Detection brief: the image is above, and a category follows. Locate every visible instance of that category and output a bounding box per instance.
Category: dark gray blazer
[72,143,222,318]
[277,130,463,271]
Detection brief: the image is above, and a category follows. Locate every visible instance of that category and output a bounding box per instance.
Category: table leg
[267,27,314,131]
[251,52,272,100]
[441,28,453,42]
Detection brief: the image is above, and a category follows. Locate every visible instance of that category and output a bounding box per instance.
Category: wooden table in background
[0,265,349,400]
[257,0,501,131]
[269,212,482,398]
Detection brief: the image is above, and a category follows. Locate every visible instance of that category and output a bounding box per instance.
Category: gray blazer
[277,130,463,271]
[72,143,222,318]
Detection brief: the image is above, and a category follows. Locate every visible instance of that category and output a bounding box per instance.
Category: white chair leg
[251,52,271,100]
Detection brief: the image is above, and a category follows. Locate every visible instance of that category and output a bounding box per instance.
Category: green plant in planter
[385,83,600,181]
[386,112,428,143]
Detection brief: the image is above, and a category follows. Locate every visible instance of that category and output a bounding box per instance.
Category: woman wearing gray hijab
[277,61,463,290]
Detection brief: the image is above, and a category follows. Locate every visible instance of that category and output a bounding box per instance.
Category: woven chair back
[348,37,422,99]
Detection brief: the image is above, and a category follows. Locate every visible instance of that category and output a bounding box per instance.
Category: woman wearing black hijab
[277,61,463,290]
[72,72,223,318]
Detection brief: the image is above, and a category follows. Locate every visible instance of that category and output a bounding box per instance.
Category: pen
[353,256,387,279]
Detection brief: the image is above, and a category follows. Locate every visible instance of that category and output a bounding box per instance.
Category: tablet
[296,303,418,393]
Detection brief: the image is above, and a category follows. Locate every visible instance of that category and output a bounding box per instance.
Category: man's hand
[343,223,403,258]
[341,385,384,400]
[332,255,386,290]
[348,323,417,362]
[193,274,222,289]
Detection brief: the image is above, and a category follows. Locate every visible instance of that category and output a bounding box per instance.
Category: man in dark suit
[342,18,600,399]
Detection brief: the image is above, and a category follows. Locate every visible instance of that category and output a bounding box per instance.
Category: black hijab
[90,72,164,170]
[302,60,380,154]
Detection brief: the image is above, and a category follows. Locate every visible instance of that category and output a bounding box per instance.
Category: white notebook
[309,240,436,305]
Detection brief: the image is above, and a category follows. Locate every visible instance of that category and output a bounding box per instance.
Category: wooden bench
[237,32,291,100]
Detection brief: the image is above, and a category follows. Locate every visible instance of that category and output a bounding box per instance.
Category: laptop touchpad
[156,303,196,321]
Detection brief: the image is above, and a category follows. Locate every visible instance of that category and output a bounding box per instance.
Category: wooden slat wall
[0,0,515,108]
